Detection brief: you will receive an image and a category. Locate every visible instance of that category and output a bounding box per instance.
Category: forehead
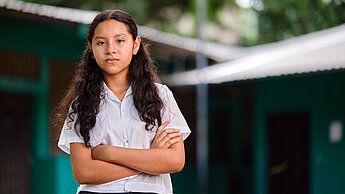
[93,19,131,38]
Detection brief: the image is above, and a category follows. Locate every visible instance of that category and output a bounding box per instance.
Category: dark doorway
[0,93,31,194]
[267,112,309,194]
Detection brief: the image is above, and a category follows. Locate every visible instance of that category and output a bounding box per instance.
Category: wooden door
[0,93,31,194]
[267,112,309,194]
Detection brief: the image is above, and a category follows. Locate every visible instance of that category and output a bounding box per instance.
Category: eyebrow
[94,33,127,40]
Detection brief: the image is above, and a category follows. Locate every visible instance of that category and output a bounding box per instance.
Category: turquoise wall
[0,15,85,194]
[207,83,254,194]
[254,70,345,194]
[55,156,79,194]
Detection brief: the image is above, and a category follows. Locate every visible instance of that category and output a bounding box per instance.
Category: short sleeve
[57,106,107,154]
[160,85,191,140]
[57,113,84,154]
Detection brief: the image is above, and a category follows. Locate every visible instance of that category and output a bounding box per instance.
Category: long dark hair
[53,10,163,147]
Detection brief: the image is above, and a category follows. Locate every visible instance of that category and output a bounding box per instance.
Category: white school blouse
[58,82,191,194]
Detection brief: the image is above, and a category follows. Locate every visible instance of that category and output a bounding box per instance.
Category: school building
[1,0,345,194]
[165,24,345,194]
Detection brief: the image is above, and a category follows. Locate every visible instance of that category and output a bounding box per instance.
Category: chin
[104,68,128,77]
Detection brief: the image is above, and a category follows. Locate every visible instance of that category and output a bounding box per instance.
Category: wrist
[106,145,119,163]
[92,144,113,162]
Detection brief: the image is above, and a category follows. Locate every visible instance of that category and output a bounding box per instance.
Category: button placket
[120,100,130,147]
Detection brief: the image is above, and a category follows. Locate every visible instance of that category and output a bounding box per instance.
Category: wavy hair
[53,10,163,147]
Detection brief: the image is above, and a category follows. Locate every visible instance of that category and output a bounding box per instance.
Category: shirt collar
[103,81,132,102]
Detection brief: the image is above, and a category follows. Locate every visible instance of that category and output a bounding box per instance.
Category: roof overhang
[163,24,345,86]
[0,0,246,62]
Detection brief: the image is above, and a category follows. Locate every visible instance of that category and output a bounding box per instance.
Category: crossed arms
[70,121,185,184]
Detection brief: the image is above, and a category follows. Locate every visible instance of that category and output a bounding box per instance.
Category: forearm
[93,137,185,174]
[109,147,183,174]
[75,158,140,184]
[70,143,140,184]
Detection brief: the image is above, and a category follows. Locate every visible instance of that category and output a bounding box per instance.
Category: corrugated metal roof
[0,0,246,62]
[0,0,98,24]
[164,24,345,86]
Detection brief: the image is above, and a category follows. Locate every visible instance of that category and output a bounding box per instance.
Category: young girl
[55,10,191,194]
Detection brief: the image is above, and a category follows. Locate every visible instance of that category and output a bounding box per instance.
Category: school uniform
[58,82,191,194]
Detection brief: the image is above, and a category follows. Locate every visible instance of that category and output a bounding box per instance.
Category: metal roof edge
[163,24,345,86]
[245,24,345,55]
[0,0,246,62]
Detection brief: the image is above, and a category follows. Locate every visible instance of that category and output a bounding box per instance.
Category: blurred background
[0,0,345,193]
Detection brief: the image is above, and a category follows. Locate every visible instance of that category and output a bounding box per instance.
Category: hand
[151,121,182,149]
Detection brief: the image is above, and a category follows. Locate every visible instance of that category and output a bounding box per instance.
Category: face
[90,19,140,80]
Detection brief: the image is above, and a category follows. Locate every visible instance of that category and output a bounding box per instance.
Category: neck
[104,76,129,89]
[103,74,130,102]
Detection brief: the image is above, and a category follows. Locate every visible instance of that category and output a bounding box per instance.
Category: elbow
[168,144,186,173]
[74,171,87,184]
[170,156,185,173]
[174,160,185,173]
[73,169,93,184]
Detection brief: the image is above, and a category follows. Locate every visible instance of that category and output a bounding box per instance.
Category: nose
[106,43,117,54]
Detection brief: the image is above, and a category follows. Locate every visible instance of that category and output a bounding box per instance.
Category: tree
[22,0,345,45]
[256,0,345,44]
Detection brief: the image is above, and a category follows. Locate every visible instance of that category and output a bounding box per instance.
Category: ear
[133,36,141,55]
[88,42,92,51]
[88,42,95,59]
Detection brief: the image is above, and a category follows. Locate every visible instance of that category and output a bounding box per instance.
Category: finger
[152,132,182,149]
[155,121,170,138]
[160,132,182,145]
[158,135,180,149]
[162,128,180,133]
[158,121,170,131]
[167,132,183,139]
[164,137,181,148]
[155,128,179,142]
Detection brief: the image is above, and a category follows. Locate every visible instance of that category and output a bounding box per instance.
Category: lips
[105,58,120,64]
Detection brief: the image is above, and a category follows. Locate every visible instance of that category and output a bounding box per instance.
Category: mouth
[105,58,120,63]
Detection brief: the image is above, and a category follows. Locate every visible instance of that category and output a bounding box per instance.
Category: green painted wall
[0,15,85,194]
[207,83,254,194]
[55,156,79,194]
[254,70,345,194]
[0,17,85,59]
[171,164,197,194]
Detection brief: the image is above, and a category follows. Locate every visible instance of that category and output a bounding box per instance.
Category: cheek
[93,55,102,66]
[93,56,106,71]
[91,45,102,56]
[124,48,134,62]
[126,53,133,63]
[92,50,103,64]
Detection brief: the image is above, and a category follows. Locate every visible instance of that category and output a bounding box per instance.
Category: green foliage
[22,0,190,25]
[21,0,345,45]
[256,0,345,44]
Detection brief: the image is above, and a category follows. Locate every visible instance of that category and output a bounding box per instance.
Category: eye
[97,41,105,45]
[117,39,124,43]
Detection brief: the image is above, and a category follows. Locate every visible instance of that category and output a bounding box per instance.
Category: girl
[55,10,191,194]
